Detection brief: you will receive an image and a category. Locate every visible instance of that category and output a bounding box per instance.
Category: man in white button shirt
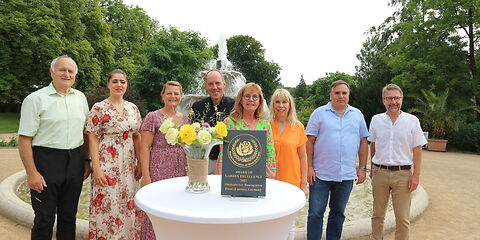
[368,84,427,240]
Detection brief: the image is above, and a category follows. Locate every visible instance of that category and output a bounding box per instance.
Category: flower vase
[184,139,222,193]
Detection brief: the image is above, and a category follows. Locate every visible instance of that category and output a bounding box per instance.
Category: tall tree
[295,74,308,99]
[0,0,64,108]
[352,25,396,124]
[101,0,157,76]
[133,27,212,111]
[226,35,281,100]
[387,0,479,118]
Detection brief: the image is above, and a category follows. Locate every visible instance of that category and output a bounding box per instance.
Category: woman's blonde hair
[269,88,299,124]
[161,81,183,96]
[230,83,265,121]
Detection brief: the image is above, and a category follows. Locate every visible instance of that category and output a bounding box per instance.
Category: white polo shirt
[368,112,427,166]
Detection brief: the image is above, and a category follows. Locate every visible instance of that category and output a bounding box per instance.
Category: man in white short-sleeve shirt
[368,84,427,240]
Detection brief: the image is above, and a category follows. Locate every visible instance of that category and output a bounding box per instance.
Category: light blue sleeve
[305,108,321,136]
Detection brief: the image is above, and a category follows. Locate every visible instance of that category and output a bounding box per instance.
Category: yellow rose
[179,124,196,145]
[215,122,228,139]
[192,122,201,130]
[197,130,212,145]
[165,128,179,145]
[159,118,175,133]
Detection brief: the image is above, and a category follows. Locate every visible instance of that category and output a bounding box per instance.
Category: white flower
[159,118,175,133]
[192,122,201,130]
[197,130,212,145]
[165,128,179,145]
[207,127,216,135]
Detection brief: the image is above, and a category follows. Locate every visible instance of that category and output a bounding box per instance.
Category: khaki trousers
[371,166,411,240]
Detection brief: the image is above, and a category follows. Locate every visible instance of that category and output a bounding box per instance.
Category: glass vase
[183,139,222,193]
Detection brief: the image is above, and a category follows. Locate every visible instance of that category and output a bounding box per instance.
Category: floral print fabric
[140,110,189,240]
[215,117,277,178]
[85,99,142,240]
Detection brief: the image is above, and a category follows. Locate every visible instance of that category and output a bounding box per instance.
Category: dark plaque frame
[221,130,266,197]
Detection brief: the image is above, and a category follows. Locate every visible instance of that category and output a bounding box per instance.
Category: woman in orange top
[269,89,308,240]
[270,89,308,194]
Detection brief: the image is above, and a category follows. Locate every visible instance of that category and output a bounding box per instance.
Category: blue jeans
[307,178,353,240]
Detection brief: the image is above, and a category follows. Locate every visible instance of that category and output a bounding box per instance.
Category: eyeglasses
[243,95,259,101]
[384,96,402,102]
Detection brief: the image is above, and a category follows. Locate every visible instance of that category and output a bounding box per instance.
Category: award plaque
[221,130,266,197]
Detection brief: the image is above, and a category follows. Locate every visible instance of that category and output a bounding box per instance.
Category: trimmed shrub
[451,122,480,152]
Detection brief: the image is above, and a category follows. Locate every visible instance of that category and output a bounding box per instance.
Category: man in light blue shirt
[306,80,369,240]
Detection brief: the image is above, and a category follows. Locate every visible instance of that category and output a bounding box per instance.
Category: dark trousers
[307,178,353,240]
[30,146,85,240]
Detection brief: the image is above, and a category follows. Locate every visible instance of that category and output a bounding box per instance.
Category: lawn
[0,112,20,133]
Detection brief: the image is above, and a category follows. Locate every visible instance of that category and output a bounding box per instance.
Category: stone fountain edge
[0,170,89,240]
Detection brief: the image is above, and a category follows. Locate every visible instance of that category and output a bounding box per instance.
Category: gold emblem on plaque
[227,134,261,168]
[236,141,254,156]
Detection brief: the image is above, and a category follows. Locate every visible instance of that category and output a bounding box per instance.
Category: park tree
[0,0,158,111]
[295,74,308,99]
[0,0,64,109]
[226,35,281,100]
[133,27,212,111]
[384,0,480,119]
[101,0,157,76]
[351,25,396,124]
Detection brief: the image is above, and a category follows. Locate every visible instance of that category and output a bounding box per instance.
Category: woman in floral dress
[138,81,189,240]
[86,69,142,239]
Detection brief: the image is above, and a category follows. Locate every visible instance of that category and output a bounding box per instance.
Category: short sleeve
[132,103,143,133]
[140,111,157,133]
[296,122,308,147]
[305,108,320,136]
[85,103,103,136]
[411,116,428,147]
[264,121,277,178]
[18,95,40,137]
[368,116,377,142]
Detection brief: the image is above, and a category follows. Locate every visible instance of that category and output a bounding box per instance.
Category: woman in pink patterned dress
[138,81,189,240]
[86,69,142,239]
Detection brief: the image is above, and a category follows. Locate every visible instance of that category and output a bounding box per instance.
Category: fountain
[177,34,248,115]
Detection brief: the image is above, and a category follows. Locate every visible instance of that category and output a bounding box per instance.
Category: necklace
[243,119,257,128]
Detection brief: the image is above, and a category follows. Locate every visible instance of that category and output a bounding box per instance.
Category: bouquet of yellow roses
[159,119,228,193]
[159,120,228,148]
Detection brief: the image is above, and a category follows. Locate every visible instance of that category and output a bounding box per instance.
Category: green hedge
[450,122,480,152]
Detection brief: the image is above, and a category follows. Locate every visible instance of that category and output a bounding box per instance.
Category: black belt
[373,163,411,171]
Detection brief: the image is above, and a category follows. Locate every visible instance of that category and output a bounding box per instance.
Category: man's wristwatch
[357,166,367,171]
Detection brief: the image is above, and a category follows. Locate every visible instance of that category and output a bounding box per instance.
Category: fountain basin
[0,170,89,240]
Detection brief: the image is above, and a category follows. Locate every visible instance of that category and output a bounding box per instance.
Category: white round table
[135,175,306,240]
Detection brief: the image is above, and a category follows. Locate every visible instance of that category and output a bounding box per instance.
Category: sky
[122,0,395,87]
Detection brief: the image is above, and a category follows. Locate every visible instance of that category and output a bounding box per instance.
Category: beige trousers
[371,166,412,240]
